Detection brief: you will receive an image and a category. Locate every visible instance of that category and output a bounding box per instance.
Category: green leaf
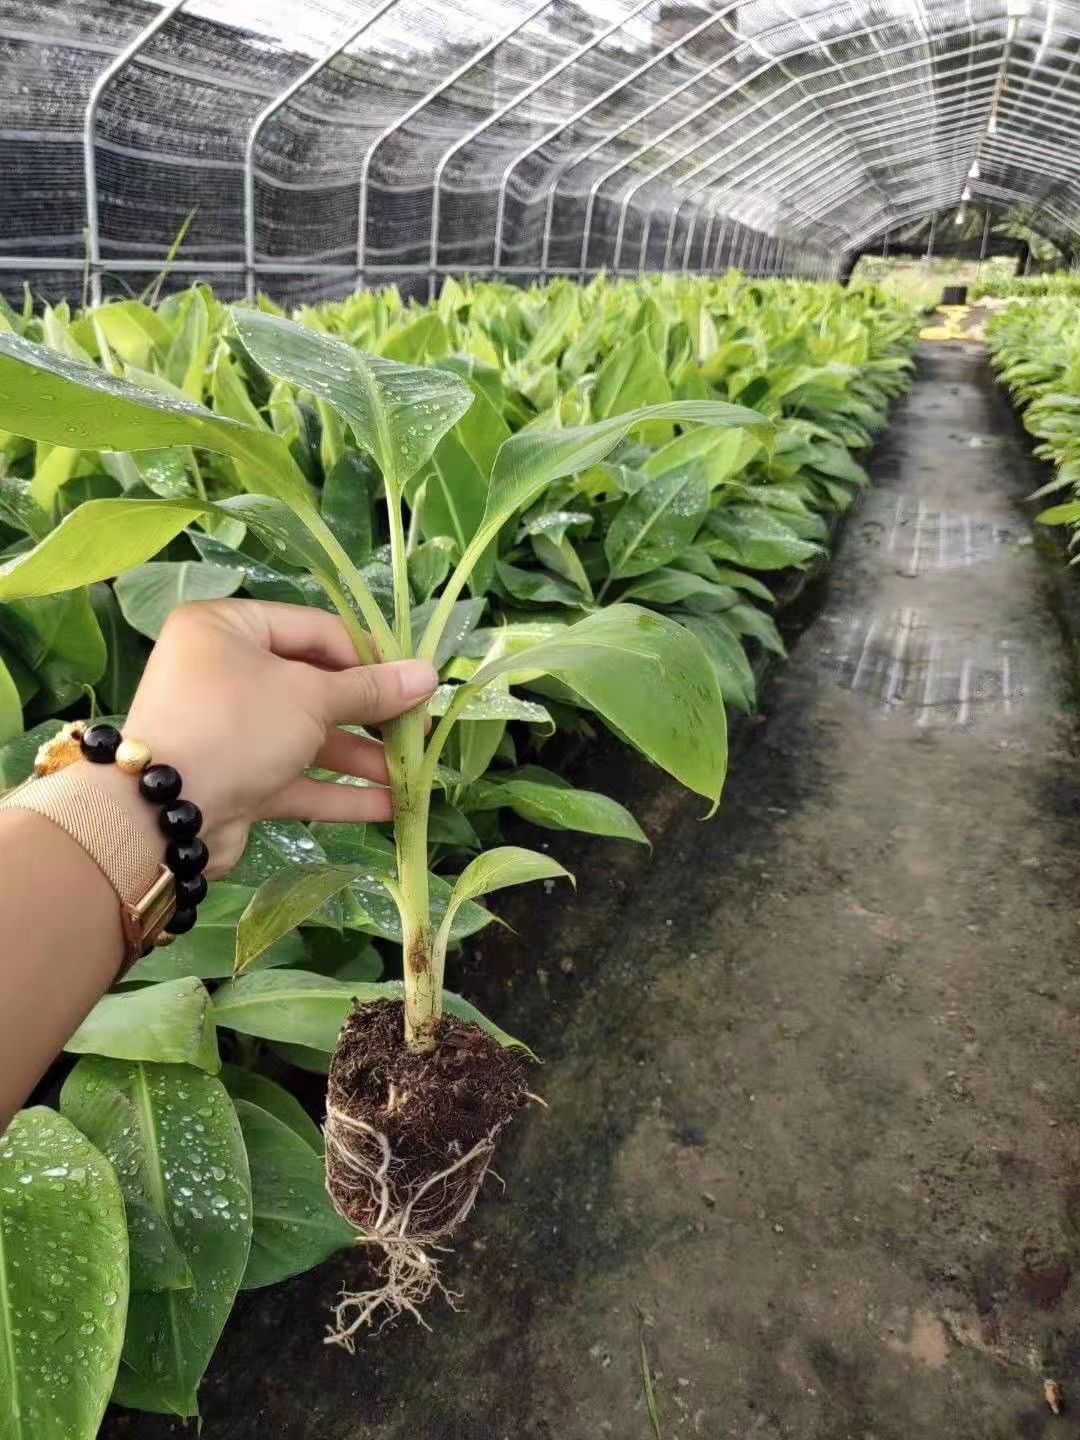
[419,429,488,553]
[0,654,21,744]
[604,461,709,579]
[235,864,371,974]
[0,590,106,714]
[89,582,148,713]
[677,612,757,712]
[468,772,647,844]
[429,682,552,726]
[592,331,672,440]
[61,1060,251,1418]
[212,970,357,1051]
[482,400,767,543]
[619,568,739,608]
[439,846,571,941]
[704,506,822,570]
[470,604,727,803]
[220,1066,322,1153]
[122,885,304,984]
[0,330,310,512]
[66,977,220,1074]
[321,451,375,563]
[722,601,787,657]
[409,536,456,602]
[234,1100,353,1290]
[0,499,205,601]
[0,721,61,788]
[0,1107,129,1440]
[232,312,473,491]
[114,560,242,640]
[213,970,532,1055]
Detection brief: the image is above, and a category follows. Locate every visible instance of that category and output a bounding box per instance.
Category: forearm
[0,761,165,1130]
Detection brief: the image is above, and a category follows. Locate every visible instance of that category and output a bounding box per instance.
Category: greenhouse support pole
[661,201,685,272]
[84,0,188,307]
[975,207,991,281]
[713,220,729,272]
[497,2,733,277]
[637,206,658,273]
[243,0,400,304]
[680,208,699,273]
[428,0,654,300]
[540,1,744,281]
[700,210,718,272]
[925,211,937,260]
[356,0,554,285]
[603,16,995,278]
[882,229,890,259]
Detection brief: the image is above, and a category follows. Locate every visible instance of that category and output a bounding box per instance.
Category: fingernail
[397,660,439,703]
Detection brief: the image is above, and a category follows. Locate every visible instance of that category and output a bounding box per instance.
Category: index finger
[219,599,373,669]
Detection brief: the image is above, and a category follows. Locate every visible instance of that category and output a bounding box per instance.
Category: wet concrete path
[108,346,1080,1439]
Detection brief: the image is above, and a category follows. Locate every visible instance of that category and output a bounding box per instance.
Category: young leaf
[468,772,648,844]
[231,311,474,491]
[470,604,727,803]
[0,330,310,513]
[114,560,243,640]
[122,885,304,984]
[220,1065,323,1153]
[604,461,709,579]
[483,400,767,540]
[65,976,220,1074]
[213,970,358,1051]
[0,499,206,601]
[0,1107,129,1440]
[234,864,371,974]
[234,1100,354,1290]
[436,846,572,951]
[0,652,21,744]
[90,582,149,713]
[61,1059,251,1419]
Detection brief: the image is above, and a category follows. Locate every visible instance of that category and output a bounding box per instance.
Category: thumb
[320,659,439,727]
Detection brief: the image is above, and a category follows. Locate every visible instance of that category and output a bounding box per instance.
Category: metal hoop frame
[40,0,1080,298]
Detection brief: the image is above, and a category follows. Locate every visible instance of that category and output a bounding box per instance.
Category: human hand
[105,599,437,876]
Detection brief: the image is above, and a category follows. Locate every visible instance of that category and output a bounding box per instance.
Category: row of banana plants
[0,274,917,1437]
[986,296,1080,552]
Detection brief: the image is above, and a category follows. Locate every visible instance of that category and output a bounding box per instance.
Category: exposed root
[322,1105,501,1349]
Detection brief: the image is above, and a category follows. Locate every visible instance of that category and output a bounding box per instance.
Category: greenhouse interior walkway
[106,345,1080,1439]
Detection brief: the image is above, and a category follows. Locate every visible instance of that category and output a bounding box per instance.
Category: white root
[322,1105,505,1350]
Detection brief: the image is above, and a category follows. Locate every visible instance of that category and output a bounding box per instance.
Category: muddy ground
[105,344,1080,1439]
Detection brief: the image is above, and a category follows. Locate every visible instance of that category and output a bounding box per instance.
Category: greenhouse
[4,0,1080,1435]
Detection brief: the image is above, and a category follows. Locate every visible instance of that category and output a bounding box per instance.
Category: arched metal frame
[19,0,1080,298]
[242,0,402,301]
[83,0,189,305]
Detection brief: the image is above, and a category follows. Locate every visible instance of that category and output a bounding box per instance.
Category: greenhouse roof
[2,0,1078,299]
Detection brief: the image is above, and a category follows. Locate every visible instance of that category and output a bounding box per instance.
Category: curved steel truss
[2,0,1078,298]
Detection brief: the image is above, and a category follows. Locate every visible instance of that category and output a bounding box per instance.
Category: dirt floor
[105,343,1080,1438]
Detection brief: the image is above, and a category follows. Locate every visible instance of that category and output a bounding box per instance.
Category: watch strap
[0,770,162,906]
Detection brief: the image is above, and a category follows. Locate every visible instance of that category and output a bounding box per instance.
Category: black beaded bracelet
[79,722,208,937]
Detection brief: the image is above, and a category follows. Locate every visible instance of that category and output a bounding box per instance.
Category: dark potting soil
[325,1000,530,1232]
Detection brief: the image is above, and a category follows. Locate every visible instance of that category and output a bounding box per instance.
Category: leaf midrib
[134,1065,184,1389]
[610,469,696,578]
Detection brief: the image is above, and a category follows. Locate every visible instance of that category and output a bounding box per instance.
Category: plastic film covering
[1,0,1078,302]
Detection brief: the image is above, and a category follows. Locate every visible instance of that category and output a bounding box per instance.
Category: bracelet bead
[175,873,208,907]
[159,799,202,842]
[166,837,209,878]
[139,764,182,806]
[116,737,152,775]
[164,906,198,936]
[81,723,122,765]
